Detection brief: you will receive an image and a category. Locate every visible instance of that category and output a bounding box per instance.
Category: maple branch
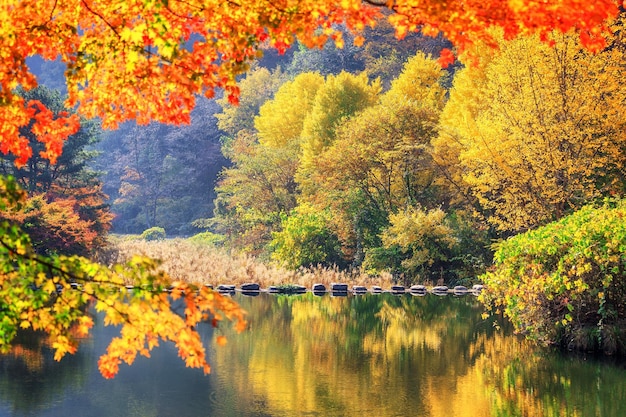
[80,0,121,38]
[225,0,242,8]
[363,0,388,6]
[44,0,59,27]
[0,235,148,291]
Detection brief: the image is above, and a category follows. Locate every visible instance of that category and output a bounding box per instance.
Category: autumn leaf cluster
[0,175,246,378]
[0,0,620,167]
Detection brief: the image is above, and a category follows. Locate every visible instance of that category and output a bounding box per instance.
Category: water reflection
[1,293,625,417]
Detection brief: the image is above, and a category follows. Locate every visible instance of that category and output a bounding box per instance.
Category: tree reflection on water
[1,293,625,417]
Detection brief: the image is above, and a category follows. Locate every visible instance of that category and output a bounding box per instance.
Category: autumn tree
[215,67,287,139]
[212,70,313,254]
[0,87,100,195]
[372,207,458,282]
[440,29,626,232]
[297,71,381,195]
[1,194,98,256]
[0,86,111,252]
[255,72,325,149]
[303,53,446,264]
[214,131,302,255]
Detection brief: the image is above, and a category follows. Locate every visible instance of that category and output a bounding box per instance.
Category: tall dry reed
[99,237,394,289]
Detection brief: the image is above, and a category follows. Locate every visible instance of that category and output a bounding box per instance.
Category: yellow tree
[430,38,499,223]
[215,66,287,138]
[314,53,445,213]
[297,71,381,195]
[305,53,447,263]
[444,29,626,231]
[255,72,325,149]
[213,72,324,253]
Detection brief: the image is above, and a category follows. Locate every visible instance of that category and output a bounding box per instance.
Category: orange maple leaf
[437,48,456,68]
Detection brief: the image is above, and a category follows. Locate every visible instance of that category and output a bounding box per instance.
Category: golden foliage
[438,29,626,231]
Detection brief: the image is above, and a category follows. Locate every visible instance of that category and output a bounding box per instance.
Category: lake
[1,292,626,417]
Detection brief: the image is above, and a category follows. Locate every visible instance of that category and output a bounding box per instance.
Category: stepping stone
[453,285,468,295]
[352,285,367,294]
[331,283,348,292]
[432,286,449,295]
[391,285,405,294]
[217,284,236,292]
[240,283,260,291]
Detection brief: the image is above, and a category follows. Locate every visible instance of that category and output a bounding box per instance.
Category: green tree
[377,207,458,283]
[480,199,626,354]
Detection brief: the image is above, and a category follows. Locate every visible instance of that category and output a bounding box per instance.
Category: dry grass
[99,237,394,289]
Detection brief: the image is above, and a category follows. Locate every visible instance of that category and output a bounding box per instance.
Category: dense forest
[20,21,626,290]
[94,23,451,239]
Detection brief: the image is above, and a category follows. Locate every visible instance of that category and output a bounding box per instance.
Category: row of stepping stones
[213,283,484,296]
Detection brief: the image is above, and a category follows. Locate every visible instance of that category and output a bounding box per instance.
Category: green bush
[188,231,225,246]
[480,199,626,354]
[140,227,166,241]
[270,203,344,270]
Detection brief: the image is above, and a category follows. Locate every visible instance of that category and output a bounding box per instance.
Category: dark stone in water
[241,283,260,291]
[268,286,279,293]
[432,286,449,295]
[391,285,405,294]
[293,285,307,294]
[217,284,236,292]
[331,283,348,292]
[241,291,260,297]
[453,286,468,295]
[352,286,367,294]
[371,286,383,293]
[331,291,348,297]
[312,283,326,292]
[313,290,326,297]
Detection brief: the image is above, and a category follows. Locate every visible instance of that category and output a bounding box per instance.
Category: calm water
[1,293,626,417]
